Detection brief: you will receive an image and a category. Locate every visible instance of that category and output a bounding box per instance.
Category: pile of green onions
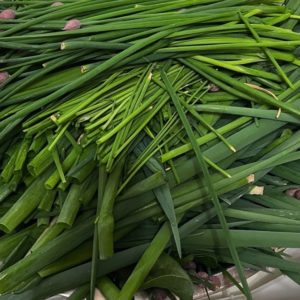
[1,0,300,299]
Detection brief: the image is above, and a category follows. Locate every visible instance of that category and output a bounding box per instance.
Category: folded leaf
[142,253,193,300]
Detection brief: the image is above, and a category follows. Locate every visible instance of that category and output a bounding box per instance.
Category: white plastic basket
[195,249,300,300]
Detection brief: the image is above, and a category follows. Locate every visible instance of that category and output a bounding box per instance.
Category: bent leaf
[142,253,193,300]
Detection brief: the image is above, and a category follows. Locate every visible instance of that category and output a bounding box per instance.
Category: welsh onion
[1,1,300,300]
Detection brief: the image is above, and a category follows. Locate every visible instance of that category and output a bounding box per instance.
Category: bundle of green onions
[1,0,300,299]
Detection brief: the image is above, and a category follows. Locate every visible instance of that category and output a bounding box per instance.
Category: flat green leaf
[135,143,181,258]
[142,253,193,300]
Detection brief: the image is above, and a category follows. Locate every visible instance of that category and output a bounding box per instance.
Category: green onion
[1,2,300,299]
